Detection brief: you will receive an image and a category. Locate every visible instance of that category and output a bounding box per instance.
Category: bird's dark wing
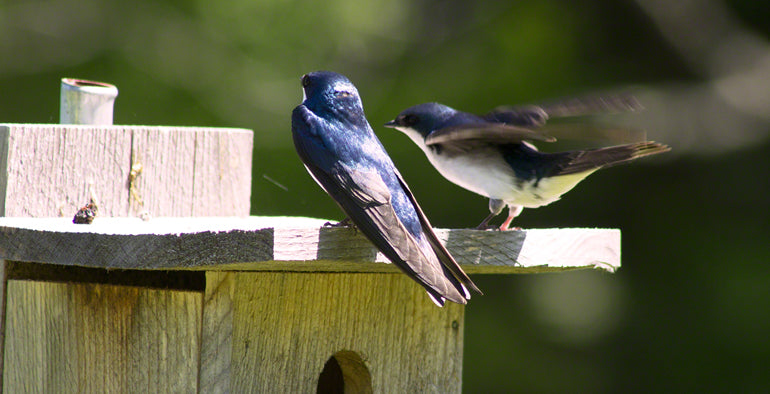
[392,168,482,296]
[425,123,556,153]
[547,141,671,176]
[485,94,642,127]
[292,105,468,305]
[331,162,471,305]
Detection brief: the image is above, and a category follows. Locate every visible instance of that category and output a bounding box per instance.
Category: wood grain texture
[0,124,253,218]
[191,128,253,217]
[2,280,202,393]
[0,124,131,217]
[129,126,196,216]
[128,125,254,217]
[0,260,6,390]
[200,272,235,394]
[227,272,464,393]
[0,216,621,273]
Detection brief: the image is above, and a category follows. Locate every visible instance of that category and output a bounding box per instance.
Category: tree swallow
[291,71,481,306]
[385,100,671,230]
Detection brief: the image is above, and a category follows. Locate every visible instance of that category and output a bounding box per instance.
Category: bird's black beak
[383,120,397,128]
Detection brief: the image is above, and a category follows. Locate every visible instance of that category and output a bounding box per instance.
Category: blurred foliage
[2,0,769,392]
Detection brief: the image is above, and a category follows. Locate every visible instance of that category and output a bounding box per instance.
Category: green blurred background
[2,0,769,392]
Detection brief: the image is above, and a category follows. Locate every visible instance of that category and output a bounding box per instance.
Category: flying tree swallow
[291,71,481,306]
[385,99,671,230]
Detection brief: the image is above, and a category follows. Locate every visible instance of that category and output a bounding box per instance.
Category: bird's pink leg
[499,205,523,231]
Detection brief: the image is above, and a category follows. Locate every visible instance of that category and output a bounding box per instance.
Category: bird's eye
[402,114,418,125]
[301,75,311,88]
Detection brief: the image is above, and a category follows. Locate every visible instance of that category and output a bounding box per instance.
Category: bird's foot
[324,217,356,230]
[497,222,523,231]
[475,224,501,231]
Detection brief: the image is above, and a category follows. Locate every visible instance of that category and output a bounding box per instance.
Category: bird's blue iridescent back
[296,72,425,242]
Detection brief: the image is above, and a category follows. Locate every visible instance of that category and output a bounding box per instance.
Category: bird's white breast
[396,126,596,208]
[429,150,516,199]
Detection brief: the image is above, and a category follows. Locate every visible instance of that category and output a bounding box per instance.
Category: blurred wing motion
[485,93,645,143]
[486,93,642,127]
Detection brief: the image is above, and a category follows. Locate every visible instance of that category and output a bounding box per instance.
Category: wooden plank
[0,260,6,391]
[228,272,464,393]
[129,126,253,217]
[0,124,253,218]
[0,217,620,273]
[3,280,202,393]
[200,272,235,394]
[0,127,9,216]
[0,217,274,270]
[128,126,196,216]
[0,124,132,217]
[191,128,253,217]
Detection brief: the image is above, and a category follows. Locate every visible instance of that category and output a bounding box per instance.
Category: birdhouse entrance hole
[317,350,372,394]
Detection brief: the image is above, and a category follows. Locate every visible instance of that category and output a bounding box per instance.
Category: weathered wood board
[200,272,235,394]
[3,280,202,393]
[0,124,132,217]
[200,271,464,393]
[0,124,253,218]
[0,217,621,273]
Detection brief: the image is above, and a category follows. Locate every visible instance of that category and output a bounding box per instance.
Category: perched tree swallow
[385,99,671,230]
[292,71,481,306]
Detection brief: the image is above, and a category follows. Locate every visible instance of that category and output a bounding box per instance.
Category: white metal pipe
[60,78,118,125]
